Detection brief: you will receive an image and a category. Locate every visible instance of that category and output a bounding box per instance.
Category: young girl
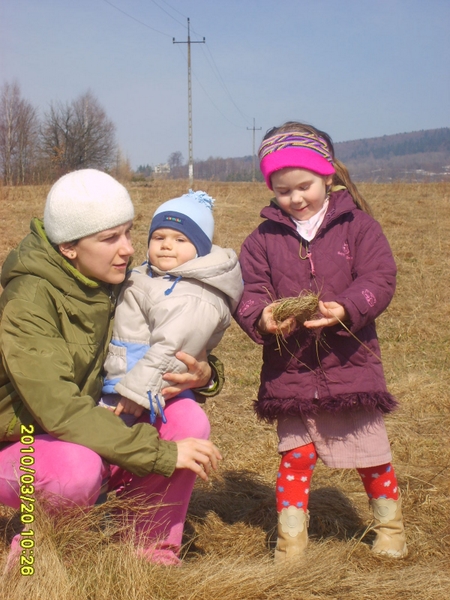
[235,122,407,561]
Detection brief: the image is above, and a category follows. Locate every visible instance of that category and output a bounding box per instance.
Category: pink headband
[259,132,335,189]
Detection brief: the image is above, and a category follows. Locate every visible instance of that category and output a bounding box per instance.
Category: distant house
[154,163,171,174]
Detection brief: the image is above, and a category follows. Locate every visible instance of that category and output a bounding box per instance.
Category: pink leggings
[0,396,210,556]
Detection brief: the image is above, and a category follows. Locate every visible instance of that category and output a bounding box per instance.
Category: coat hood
[150,244,243,313]
[1,218,103,294]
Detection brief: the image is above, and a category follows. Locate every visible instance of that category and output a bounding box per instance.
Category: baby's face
[148,228,197,271]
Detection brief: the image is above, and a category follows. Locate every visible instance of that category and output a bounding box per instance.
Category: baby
[100,190,243,424]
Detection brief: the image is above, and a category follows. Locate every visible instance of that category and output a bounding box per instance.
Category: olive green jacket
[0,219,177,477]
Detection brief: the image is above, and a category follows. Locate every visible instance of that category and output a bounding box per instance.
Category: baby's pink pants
[0,397,209,560]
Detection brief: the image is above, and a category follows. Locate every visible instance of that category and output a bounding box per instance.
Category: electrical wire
[201,44,252,123]
[101,0,172,37]
[149,0,186,28]
[145,0,252,125]
[175,45,244,129]
[101,0,253,129]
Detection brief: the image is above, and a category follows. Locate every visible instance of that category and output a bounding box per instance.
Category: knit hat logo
[148,190,215,257]
[164,216,183,225]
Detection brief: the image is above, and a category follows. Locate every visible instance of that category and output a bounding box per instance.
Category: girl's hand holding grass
[304,301,348,329]
[257,303,296,336]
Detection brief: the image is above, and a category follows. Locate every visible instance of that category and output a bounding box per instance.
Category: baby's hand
[257,303,296,336]
[114,396,144,419]
[304,301,348,329]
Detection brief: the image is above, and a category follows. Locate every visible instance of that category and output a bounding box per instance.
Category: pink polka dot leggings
[276,443,399,512]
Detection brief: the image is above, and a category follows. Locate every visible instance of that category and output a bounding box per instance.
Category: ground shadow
[0,510,21,549]
[308,486,368,542]
[186,470,368,553]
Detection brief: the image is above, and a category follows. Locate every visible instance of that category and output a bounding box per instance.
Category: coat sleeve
[234,231,276,345]
[335,216,397,332]
[0,296,177,478]
[115,292,228,407]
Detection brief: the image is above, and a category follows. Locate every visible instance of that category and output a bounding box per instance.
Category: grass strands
[271,291,320,326]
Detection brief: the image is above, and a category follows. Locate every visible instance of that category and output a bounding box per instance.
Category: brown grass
[1,180,450,599]
[272,292,320,326]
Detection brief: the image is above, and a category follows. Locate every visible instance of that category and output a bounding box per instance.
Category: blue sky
[1,0,449,169]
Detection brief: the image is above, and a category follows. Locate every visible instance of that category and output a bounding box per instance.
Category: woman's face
[59,221,134,284]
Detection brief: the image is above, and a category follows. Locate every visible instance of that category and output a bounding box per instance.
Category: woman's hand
[114,396,144,419]
[257,303,296,336]
[162,350,211,400]
[175,438,222,481]
[304,301,348,329]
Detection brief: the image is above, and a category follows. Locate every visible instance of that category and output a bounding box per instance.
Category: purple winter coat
[235,190,398,423]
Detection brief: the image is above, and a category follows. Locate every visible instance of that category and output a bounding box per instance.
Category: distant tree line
[4,79,448,186]
[137,129,450,184]
[193,155,262,182]
[0,81,130,185]
[136,153,262,183]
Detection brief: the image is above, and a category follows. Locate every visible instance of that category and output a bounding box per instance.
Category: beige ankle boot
[369,496,408,558]
[274,506,309,562]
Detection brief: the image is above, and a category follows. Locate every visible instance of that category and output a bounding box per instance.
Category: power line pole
[247,118,261,182]
[173,18,205,188]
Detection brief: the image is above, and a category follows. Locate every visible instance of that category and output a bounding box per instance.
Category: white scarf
[291,198,329,241]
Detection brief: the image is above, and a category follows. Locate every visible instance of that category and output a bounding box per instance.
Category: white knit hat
[44,169,135,243]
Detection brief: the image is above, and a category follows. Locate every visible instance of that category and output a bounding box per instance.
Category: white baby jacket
[102,245,243,409]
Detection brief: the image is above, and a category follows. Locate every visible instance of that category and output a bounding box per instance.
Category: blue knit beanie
[148,190,215,257]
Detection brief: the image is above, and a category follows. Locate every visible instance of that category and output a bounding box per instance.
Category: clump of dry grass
[272,291,320,326]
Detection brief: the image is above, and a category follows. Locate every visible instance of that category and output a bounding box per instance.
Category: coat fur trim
[254,392,398,423]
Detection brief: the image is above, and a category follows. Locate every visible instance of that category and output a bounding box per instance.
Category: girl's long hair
[263,122,372,216]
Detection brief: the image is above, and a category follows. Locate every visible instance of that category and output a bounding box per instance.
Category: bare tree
[0,81,39,185]
[167,151,186,178]
[168,151,183,169]
[40,91,117,176]
[111,148,133,182]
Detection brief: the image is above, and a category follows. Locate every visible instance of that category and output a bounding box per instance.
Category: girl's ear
[325,175,334,186]
[59,243,77,260]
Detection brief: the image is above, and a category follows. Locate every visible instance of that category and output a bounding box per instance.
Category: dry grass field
[1,180,450,599]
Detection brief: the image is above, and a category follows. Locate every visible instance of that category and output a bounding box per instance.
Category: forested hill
[334,127,450,181]
[151,127,450,183]
[336,128,450,161]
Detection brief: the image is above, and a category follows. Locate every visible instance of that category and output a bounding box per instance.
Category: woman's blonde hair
[263,122,372,215]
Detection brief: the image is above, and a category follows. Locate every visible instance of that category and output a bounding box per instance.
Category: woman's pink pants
[0,397,210,557]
